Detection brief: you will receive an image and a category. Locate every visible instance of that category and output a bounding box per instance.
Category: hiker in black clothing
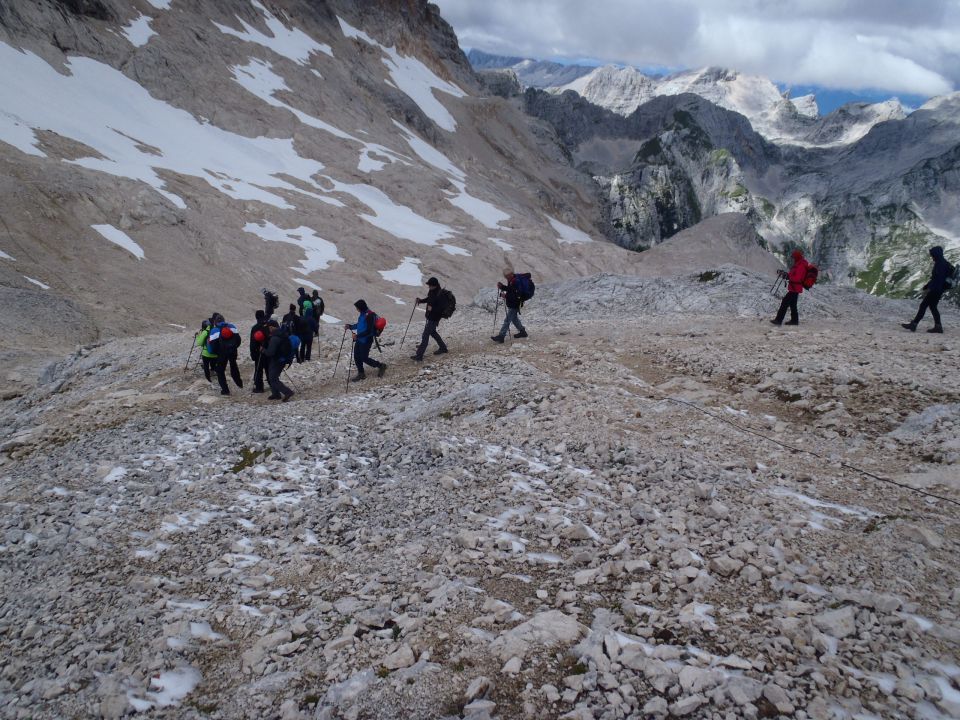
[249,310,269,393]
[262,288,279,319]
[208,313,243,395]
[346,299,387,381]
[261,320,294,401]
[297,309,314,362]
[411,277,448,361]
[491,268,527,343]
[281,303,299,332]
[902,245,954,334]
[296,287,309,315]
[310,290,324,330]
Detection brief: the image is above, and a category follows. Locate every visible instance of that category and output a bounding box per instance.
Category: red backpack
[803,263,819,289]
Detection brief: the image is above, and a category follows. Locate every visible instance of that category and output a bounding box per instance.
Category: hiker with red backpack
[207,313,244,395]
[491,268,534,343]
[771,250,816,326]
[902,245,955,334]
[346,299,387,382]
[411,277,453,361]
[249,310,270,394]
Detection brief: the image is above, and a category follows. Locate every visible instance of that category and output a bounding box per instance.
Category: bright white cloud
[434,0,959,95]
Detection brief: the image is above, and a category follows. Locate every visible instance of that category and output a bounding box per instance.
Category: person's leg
[229,355,243,387]
[267,362,291,398]
[929,291,942,326]
[429,321,447,353]
[303,335,313,361]
[511,309,527,336]
[353,342,366,376]
[213,359,229,394]
[912,295,931,324]
[201,357,212,382]
[414,321,431,359]
[253,357,265,392]
[498,309,515,338]
[787,293,799,324]
[773,294,790,324]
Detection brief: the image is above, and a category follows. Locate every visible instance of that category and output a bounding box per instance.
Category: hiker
[281,303,299,332]
[491,268,528,343]
[262,288,279,319]
[411,277,448,361]
[207,313,243,395]
[346,299,387,382]
[261,320,294,401]
[771,250,808,326]
[195,319,215,382]
[249,310,270,393]
[310,290,325,329]
[297,307,314,362]
[296,287,309,315]
[902,245,954,334]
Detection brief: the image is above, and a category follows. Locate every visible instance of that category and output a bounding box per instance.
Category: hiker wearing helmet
[196,319,216,382]
[411,277,449,361]
[491,267,528,343]
[261,320,294,402]
[346,299,387,382]
[771,250,808,326]
[207,314,243,395]
[249,310,270,393]
[902,246,955,334]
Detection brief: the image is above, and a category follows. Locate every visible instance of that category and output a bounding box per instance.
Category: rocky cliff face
[0,0,632,371]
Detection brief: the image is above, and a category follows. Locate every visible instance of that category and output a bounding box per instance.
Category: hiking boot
[237,380,244,388]
[267,394,282,400]
[784,320,799,326]
[282,391,294,402]
[377,363,387,378]
[410,354,423,362]
[220,389,230,396]
[252,388,265,394]
[901,322,917,331]
[513,331,528,338]
[433,347,448,355]
[351,373,366,382]
[770,319,782,326]
[928,325,944,333]
[490,335,505,343]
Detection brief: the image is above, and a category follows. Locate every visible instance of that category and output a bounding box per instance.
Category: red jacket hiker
[787,250,808,293]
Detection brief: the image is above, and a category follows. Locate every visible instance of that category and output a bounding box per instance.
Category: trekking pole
[283,368,299,392]
[492,293,501,333]
[344,337,355,394]
[398,302,417,351]
[252,354,262,385]
[183,335,196,374]
[333,326,347,378]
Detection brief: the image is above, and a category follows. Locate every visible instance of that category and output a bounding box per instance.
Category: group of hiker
[771,245,956,332]
[190,267,537,400]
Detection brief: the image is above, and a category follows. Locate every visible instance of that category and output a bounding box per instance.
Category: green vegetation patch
[231,446,273,473]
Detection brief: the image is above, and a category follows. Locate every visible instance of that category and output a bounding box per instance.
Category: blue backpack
[514,273,535,302]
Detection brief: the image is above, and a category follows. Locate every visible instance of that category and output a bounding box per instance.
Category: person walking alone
[261,320,294,401]
[491,268,528,343]
[346,300,387,382]
[411,277,448,361]
[903,245,955,334]
[771,250,809,326]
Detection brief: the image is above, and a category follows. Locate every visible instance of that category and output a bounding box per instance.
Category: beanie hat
[355,299,368,312]
[255,310,265,321]
[427,277,439,287]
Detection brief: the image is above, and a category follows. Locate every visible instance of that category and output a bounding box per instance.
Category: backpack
[438,289,456,319]
[370,312,386,337]
[302,299,313,314]
[279,333,298,365]
[946,263,959,290]
[802,264,819,290]
[515,273,535,302]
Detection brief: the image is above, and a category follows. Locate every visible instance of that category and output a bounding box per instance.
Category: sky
[433,0,960,112]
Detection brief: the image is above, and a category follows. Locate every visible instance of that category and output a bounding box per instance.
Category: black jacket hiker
[904,246,955,333]
[262,326,293,400]
[412,278,448,361]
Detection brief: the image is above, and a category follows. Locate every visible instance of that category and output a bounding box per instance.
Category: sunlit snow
[121,14,156,47]
[548,216,594,244]
[0,249,15,261]
[448,180,510,229]
[338,17,465,132]
[127,667,201,711]
[489,237,514,252]
[213,0,332,65]
[92,224,145,260]
[379,257,423,286]
[23,276,49,290]
[242,221,343,273]
[0,44,329,209]
[144,0,172,8]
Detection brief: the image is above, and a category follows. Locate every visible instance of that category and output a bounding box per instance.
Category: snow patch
[489,238,513,252]
[379,257,423,286]
[23,276,49,290]
[121,14,156,47]
[338,18,465,132]
[448,180,510,228]
[213,1,332,64]
[384,294,408,305]
[92,224,145,260]
[392,121,464,180]
[127,667,201,711]
[144,0,171,8]
[441,244,471,257]
[242,221,343,273]
[0,249,15,261]
[548,216,594,244]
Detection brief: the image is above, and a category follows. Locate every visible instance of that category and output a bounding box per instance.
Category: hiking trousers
[774,292,799,324]
[252,354,266,392]
[298,333,313,362]
[912,289,943,326]
[214,353,243,392]
[497,307,525,338]
[267,360,291,397]
[354,341,383,374]
[201,356,214,382]
[415,319,446,358]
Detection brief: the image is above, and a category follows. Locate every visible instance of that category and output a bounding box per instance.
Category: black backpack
[515,273,535,302]
[438,289,456,319]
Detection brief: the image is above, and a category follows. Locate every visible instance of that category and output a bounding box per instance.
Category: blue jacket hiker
[346,299,387,382]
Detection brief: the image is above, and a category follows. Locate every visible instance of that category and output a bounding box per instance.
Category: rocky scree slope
[1,271,959,719]
[0,0,631,374]
[511,86,960,299]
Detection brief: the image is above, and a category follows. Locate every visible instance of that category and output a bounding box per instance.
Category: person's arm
[196,331,207,349]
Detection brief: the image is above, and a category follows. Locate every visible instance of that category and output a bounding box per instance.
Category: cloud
[434,0,959,96]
